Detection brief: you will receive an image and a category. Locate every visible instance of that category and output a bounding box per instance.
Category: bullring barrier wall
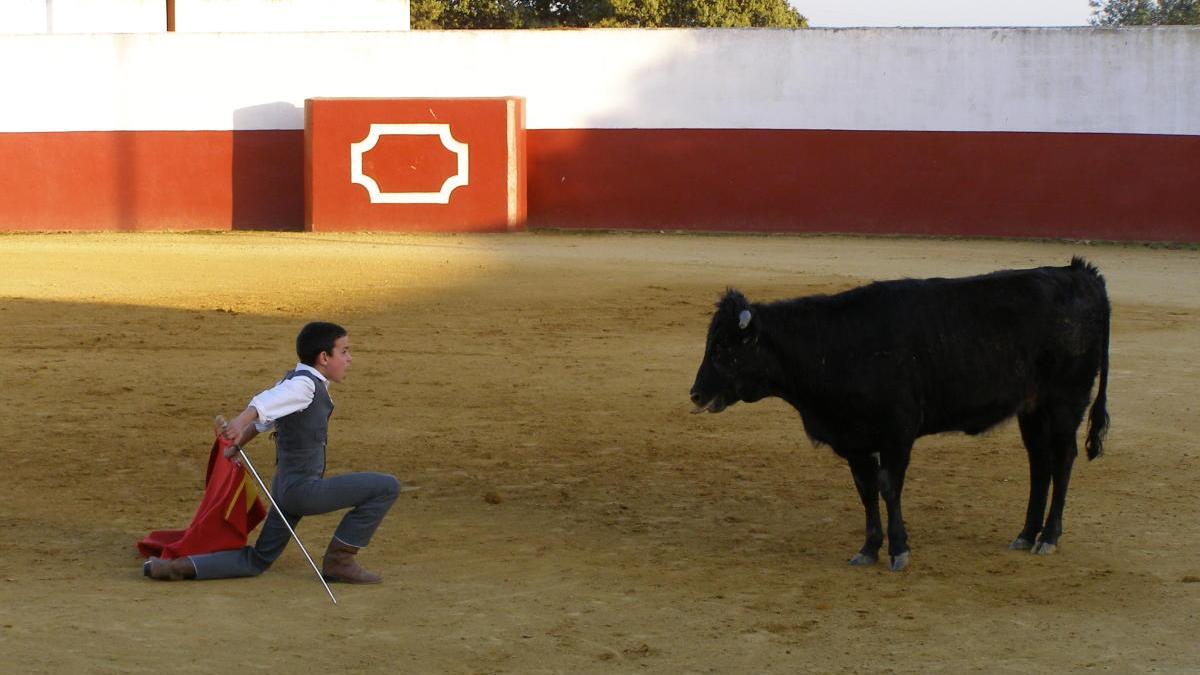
[0,28,1196,240]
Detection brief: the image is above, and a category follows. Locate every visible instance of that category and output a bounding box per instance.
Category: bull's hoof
[889,551,910,572]
[1009,536,1035,551]
[848,553,878,566]
[1031,541,1058,555]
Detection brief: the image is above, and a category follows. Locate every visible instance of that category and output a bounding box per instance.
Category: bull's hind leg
[847,456,883,566]
[1012,409,1052,551]
[1033,398,1088,555]
[1014,393,1089,555]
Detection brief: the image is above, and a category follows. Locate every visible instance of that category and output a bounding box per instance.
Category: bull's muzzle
[689,388,726,414]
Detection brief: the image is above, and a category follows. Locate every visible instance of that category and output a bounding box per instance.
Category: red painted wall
[0,128,1197,241]
[526,129,1200,242]
[0,130,303,232]
[306,98,526,233]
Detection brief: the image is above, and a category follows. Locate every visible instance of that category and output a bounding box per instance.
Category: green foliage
[412,0,808,29]
[600,0,807,27]
[1089,0,1200,25]
[411,0,525,29]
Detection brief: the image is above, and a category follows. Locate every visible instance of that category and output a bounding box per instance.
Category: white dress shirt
[249,363,330,432]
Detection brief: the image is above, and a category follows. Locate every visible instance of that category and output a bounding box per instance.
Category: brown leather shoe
[321,540,382,584]
[143,556,196,581]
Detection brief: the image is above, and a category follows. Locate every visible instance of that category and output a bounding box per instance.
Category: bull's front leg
[847,455,883,566]
[878,448,912,571]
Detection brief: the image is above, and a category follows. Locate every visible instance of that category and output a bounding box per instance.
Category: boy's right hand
[214,415,240,458]
[214,415,230,437]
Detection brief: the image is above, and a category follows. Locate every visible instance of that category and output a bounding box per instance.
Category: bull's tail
[1085,317,1109,460]
[1076,257,1110,460]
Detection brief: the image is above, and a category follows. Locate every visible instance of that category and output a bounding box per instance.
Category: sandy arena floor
[0,231,1197,673]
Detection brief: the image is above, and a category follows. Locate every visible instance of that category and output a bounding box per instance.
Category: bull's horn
[738,309,752,329]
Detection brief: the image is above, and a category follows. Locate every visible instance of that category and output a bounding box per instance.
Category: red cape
[137,435,268,559]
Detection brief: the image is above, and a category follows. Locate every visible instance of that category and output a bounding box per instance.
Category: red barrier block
[305,98,526,232]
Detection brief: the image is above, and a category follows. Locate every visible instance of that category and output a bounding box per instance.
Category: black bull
[689,258,1110,571]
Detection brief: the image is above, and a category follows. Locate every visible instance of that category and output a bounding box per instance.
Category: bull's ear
[738,309,758,344]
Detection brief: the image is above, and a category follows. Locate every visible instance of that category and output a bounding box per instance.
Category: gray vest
[272,369,333,489]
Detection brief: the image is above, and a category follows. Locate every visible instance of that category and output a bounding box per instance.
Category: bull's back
[817,262,1107,436]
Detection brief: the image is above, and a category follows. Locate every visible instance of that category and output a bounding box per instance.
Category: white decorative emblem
[349,124,469,204]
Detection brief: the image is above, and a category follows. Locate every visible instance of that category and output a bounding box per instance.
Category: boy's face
[317,335,352,383]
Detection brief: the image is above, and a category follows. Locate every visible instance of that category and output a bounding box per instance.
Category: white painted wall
[174,0,410,33]
[2,0,164,34]
[0,0,410,34]
[0,27,1195,134]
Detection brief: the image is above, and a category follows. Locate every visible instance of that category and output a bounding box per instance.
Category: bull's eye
[711,343,739,374]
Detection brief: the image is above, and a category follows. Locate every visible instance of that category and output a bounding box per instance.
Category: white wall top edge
[1,0,410,34]
[0,28,1196,135]
[174,0,410,33]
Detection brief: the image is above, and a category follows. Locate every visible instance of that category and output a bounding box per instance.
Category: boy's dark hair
[296,321,347,366]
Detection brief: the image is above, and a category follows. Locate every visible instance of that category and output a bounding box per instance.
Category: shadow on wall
[232,102,305,232]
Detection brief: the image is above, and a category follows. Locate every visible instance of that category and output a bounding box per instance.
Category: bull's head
[689,289,775,414]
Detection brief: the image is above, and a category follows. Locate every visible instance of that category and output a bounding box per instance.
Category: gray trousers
[190,471,400,580]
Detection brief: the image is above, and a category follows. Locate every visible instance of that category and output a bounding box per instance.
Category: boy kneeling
[145,322,400,584]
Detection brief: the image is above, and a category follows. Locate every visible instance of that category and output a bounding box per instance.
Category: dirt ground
[0,231,1197,673]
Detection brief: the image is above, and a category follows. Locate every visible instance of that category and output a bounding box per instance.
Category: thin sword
[218,417,337,605]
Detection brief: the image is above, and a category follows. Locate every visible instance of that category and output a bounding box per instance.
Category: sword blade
[237,447,337,605]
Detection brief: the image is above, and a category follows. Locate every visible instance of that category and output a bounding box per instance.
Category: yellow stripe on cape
[224,474,261,520]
